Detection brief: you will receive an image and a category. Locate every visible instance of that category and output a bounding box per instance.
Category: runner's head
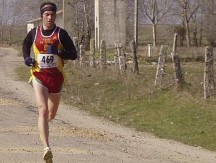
[40,2,57,29]
[40,2,57,17]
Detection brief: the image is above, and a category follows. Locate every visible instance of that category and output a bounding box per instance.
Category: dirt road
[0,47,216,163]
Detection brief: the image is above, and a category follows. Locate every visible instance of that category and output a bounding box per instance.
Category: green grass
[15,53,216,152]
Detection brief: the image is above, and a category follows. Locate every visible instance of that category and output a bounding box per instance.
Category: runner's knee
[38,105,49,118]
[48,113,56,121]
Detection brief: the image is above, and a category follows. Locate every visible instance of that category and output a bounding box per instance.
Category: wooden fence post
[130,40,139,74]
[90,39,96,68]
[147,44,153,57]
[171,33,184,89]
[204,46,215,98]
[115,41,127,71]
[155,45,168,86]
[79,43,85,67]
[100,40,106,69]
[114,54,118,66]
[73,37,79,66]
[73,37,79,54]
[114,41,120,66]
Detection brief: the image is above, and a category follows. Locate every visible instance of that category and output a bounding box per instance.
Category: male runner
[22,1,77,162]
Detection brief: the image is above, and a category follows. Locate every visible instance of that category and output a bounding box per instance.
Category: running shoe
[43,147,53,163]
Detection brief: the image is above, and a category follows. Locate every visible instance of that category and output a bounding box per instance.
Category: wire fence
[71,36,216,99]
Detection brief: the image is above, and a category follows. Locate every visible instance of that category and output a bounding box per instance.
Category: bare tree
[73,0,94,50]
[0,0,16,44]
[200,0,216,46]
[0,0,64,44]
[139,0,173,47]
[174,0,200,47]
[82,0,93,50]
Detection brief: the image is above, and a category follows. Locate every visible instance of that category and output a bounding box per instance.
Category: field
[16,45,216,152]
[13,21,216,152]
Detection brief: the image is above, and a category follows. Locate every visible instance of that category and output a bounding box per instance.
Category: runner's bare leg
[48,93,61,121]
[32,79,50,148]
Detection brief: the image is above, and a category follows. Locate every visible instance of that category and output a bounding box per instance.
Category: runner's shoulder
[27,27,37,39]
[58,27,68,36]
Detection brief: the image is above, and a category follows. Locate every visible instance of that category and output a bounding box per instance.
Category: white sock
[44,147,51,151]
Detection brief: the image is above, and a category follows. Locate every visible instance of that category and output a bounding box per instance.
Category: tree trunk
[152,0,157,47]
[152,23,157,47]
[184,15,191,47]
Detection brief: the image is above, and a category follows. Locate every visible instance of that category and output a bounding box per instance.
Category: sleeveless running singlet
[32,26,64,73]
[30,26,65,93]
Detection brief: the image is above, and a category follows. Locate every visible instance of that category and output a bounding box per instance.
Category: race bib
[38,54,58,69]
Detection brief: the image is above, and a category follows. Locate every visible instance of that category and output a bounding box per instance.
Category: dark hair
[40,2,57,16]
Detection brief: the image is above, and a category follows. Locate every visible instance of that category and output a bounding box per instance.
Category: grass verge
[15,59,216,152]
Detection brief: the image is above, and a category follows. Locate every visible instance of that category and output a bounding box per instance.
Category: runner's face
[42,10,56,29]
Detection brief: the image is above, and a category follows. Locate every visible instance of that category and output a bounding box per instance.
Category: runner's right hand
[47,45,66,58]
[47,45,58,54]
[24,57,35,66]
